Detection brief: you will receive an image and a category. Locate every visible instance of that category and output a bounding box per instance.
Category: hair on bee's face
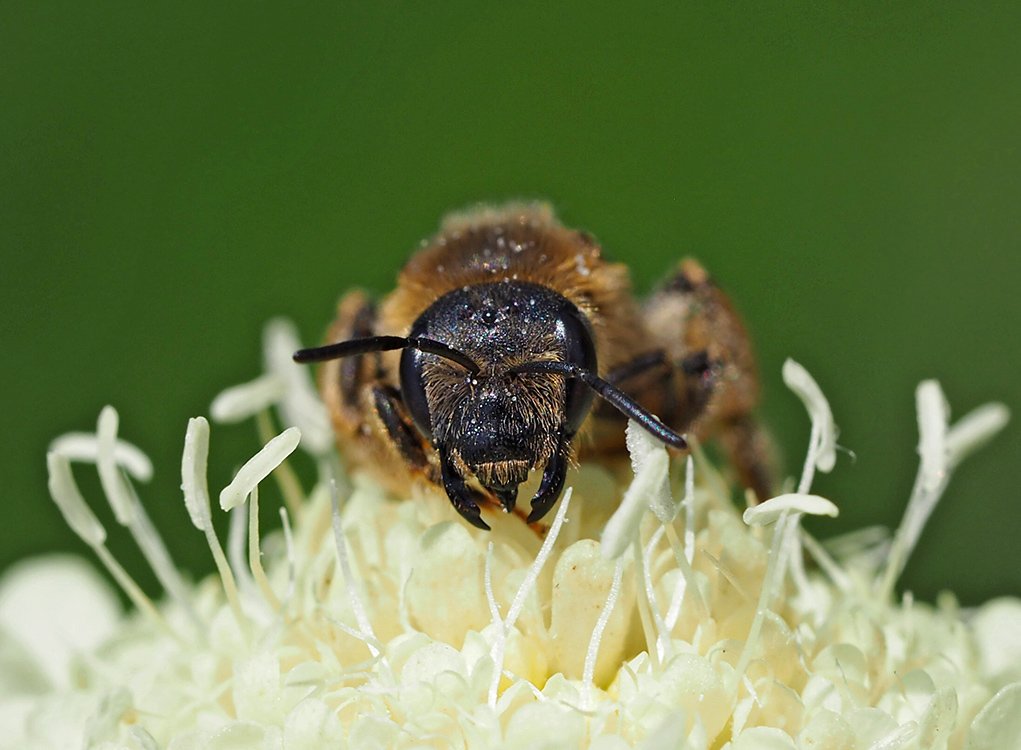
[398,282,596,486]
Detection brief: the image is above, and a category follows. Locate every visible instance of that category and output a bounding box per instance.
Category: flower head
[2,321,1018,749]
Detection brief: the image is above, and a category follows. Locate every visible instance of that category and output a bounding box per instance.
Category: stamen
[642,525,667,620]
[248,486,281,611]
[180,417,245,627]
[324,615,385,656]
[745,494,840,621]
[733,507,789,687]
[125,484,203,632]
[663,523,710,622]
[484,542,500,627]
[228,504,258,604]
[210,374,285,424]
[946,402,1010,469]
[625,420,676,522]
[95,407,136,523]
[602,448,669,559]
[878,381,953,598]
[96,407,199,630]
[582,556,624,709]
[219,426,301,511]
[663,457,695,633]
[800,529,852,593]
[47,452,106,547]
[633,537,663,669]
[483,542,501,708]
[329,476,382,663]
[683,454,695,563]
[47,452,171,636]
[917,380,950,493]
[488,488,572,706]
[782,358,837,480]
[743,493,839,526]
[735,361,841,687]
[255,410,305,519]
[264,319,333,456]
[879,384,1008,598]
[48,432,153,482]
[504,487,572,633]
[279,507,296,607]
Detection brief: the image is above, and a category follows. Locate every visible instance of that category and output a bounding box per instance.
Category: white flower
[2,323,1018,750]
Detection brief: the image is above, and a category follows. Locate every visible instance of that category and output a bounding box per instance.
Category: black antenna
[509,360,687,449]
[293,335,481,374]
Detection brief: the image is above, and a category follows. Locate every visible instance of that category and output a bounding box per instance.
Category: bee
[294,203,773,529]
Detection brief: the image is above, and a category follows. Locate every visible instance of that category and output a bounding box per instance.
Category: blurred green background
[2,2,1018,605]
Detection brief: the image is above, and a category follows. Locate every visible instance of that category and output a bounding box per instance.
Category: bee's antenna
[293,336,481,374]
[508,360,688,450]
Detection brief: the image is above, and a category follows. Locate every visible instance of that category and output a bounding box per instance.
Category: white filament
[46,452,106,547]
[48,432,153,482]
[210,374,286,424]
[602,448,669,559]
[582,556,625,709]
[743,493,839,526]
[219,426,301,511]
[329,477,381,661]
[488,488,572,707]
[96,406,135,524]
[264,319,333,456]
[880,383,1009,597]
[782,358,837,475]
[181,418,212,530]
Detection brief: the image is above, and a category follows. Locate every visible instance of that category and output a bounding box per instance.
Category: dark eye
[399,348,433,441]
[556,304,597,434]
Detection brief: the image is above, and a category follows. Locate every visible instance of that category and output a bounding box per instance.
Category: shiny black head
[399,281,595,524]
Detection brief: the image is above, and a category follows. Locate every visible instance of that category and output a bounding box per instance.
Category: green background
[2,2,1018,604]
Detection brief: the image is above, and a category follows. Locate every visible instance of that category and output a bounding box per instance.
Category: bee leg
[439,445,490,531]
[717,414,777,502]
[321,293,449,495]
[644,258,777,501]
[321,291,381,426]
[526,434,570,524]
[371,385,432,477]
[598,350,677,424]
[676,349,719,432]
[340,298,381,409]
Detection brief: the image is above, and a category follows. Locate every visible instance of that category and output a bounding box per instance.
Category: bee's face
[400,281,595,494]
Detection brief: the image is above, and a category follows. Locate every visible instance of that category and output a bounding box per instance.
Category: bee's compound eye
[399,348,433,441]
[557,305,598,434]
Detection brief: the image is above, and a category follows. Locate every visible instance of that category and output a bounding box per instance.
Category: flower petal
[967,682,1021,750]
[0,556,120,690]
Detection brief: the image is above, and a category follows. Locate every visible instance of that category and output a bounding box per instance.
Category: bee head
[400,281,596,508]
